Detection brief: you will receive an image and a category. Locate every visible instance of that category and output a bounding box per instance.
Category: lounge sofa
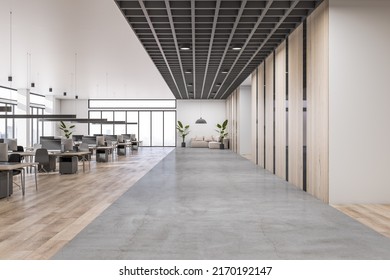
[190,136,229,149]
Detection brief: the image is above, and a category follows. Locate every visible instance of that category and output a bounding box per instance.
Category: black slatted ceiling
[114,0,322,99]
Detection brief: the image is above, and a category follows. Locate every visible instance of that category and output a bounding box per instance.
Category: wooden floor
[333,204,390,239]
[0,147,174,260]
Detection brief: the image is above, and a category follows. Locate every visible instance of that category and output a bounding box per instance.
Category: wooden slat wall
[228,89,239,153]
[236,87,240,154]
[288,24,304,189]
[274,42,287,179]
[257,63,265,168]
[251,70,258,164]
[307,0,329,203]
[265,53,274,173]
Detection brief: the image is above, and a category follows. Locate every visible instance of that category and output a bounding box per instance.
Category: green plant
[216,119,228,142]
[59,121,75,139]
[176,121,190,143]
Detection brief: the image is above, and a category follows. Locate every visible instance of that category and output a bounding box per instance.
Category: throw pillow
[195,136,204,141]
[213,135,220,142]
[204,136,213,142]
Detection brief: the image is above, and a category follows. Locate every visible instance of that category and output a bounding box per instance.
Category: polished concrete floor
[53,148,390,259]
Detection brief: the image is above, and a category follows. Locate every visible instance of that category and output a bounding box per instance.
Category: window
[88,99,176,147]
[139,111,151,146]
[152,111,163,146]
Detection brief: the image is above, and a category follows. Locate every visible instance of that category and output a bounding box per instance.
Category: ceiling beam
[213,0,274,99]
[200,0,221,99]
[205,0,247,99]
[164,0,190,99]
[137,0,183,99]
[220,0,301,99]
[191,0,196,99]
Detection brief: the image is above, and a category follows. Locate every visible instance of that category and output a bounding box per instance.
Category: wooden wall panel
[274,41,287,179]
[251,70,258,164]
[307,0,329,203]
[257,63,265,168]
[288,24,304,189]
[228,89,239,153]
[265,53,274,173]
[236,87,240,154]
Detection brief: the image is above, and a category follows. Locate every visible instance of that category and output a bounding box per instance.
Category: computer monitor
[130,134,136,141]
[5,138,17,151]
[41,139,61,151]
[82,136,97,145]
[122,134,131,140]
[0,139,4,143]
[117,135,124,143]
[96,136,105,147]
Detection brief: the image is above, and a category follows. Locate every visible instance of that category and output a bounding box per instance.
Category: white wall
[59,99,89,136]
[329,0,390,203]
[0,0,173,99]
[239,85,251,156]
[176,100,226,146]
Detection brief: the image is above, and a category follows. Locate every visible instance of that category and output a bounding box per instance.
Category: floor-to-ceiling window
[30,93,46,145]
[88,99,177,147]
[0,86,17,139]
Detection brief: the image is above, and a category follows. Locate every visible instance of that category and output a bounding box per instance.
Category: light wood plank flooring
[333,204,390,239]
[0,147,174,260]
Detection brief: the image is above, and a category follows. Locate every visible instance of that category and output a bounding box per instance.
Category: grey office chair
[35,148,50,173]
[8,153,24,189]
[0,143,8,162]
[78,143,91,161]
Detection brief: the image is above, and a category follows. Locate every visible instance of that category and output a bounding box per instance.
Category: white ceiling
[0,0,175,99]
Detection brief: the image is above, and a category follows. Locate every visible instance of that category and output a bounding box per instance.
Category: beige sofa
[190,136,229,149]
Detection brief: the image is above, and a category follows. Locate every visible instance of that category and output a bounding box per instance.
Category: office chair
[17,145,25,161]
[8,153,24,190]
[0,143,8,162]
[35,148,50,173]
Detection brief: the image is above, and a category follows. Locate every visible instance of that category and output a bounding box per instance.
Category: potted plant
[59,121,75,139]
[176,121,190,147]
[216,119,228,149]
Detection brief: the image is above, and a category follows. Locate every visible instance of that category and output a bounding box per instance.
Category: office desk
[51,151,91,172]
[0,162,38,198]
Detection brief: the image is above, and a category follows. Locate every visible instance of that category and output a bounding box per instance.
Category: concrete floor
[53,148,390,259]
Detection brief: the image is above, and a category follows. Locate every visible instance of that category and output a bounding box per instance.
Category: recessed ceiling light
[185,69,192,74]
[221,70,228,74]
[187,83,193,86]
[216,83,221,87]
[180,44,191,50]
[231,45,242,50]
